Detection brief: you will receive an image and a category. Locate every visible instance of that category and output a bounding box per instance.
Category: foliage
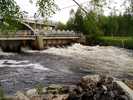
[74,8,84,32]
[66,18,75,31]
[0,18,24,34]
[66,8,102,43]
[56,22,66,30]
[0,0,21,18]
[0,0,58,32]
[66,0,133,43]
[90,0,106,14]
[0,0,58,19]
[100,14,133,36]
[36,0,58,18]
[0,0,23,33]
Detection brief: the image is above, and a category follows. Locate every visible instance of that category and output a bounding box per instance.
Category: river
[0,44,133,94]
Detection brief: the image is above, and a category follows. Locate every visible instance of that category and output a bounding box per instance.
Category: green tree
[66,9,76,30]
[74,8,84,32]
[0,0,58,32]
[36,0,58,18]
[90,0,106,15]
[0,0,22,33]
[56,22,66,30]
[0,0,21,18]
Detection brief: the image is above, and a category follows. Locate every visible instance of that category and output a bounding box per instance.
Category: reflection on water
[0,44,133,94]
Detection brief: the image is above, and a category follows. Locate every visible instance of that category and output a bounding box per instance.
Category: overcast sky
[15,0,125,23]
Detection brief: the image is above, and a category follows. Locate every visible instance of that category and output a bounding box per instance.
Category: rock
[42,87,47,93]
[42,94,69,100]
[81,92,93,100]
[80,79,97,89]
[67,75,131,100]
[30,96,44,100]
[124,80,133,90]
[15,91,30,100]
[47,84,63,90]
[81,75,100,84]
[42,94,53,100]
[116,81,133,100]
[106,76,114,84]
[68,85,77,93]
[12,75,132,100]
[99,75,106,84]
[47,84,64,94]
[67,92,80,100]
[59,86,70,94]
[109,91,115,98]
[26,88,38,97]
[120,95,129,100]
[102,85,107,91]
[52,94,69,100]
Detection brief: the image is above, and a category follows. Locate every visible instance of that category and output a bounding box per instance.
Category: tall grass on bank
[97,36,133,49]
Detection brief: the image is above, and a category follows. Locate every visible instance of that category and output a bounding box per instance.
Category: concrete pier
[36,35,44,50]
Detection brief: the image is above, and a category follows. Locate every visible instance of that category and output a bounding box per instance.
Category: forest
[56,0,133,48]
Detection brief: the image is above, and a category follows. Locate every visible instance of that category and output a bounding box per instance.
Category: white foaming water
[21,47,39,53]
[43,43,132,60]
[0,47,49,71]
[0,60,49,71]
[3,44,133,76]
[41,43,133,75]
[32,63,49,71]
[0,60,29,65]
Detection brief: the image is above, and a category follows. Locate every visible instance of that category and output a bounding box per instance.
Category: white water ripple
[0,60,49,71]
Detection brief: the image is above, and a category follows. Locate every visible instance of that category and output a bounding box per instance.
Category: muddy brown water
[0,44,133,94]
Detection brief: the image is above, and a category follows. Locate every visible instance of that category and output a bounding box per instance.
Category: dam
[0,19,84,52]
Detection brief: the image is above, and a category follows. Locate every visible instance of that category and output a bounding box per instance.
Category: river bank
[1,75,133,100]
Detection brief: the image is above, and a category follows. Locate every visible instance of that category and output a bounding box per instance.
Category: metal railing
[0,30,82,38]
[0,30,35,38]
[43,33,81,37]
[0,34,36,38]
[39,30,82,37]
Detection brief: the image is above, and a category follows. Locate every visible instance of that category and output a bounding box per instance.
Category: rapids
[0,44,133,94]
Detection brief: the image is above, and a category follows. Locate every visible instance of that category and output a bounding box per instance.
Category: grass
[35,83,44,95]
[0,87,6,100]
[97,36,133,49]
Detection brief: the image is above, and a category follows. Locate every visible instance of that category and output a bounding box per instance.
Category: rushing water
[0,44,133,94]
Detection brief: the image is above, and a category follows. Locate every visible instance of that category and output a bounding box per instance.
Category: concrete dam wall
[0,30,84,52]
